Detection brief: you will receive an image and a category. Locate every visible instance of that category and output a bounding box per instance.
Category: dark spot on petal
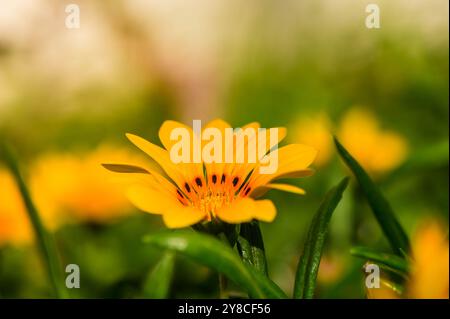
[232,177,239,187]
[195,177,203,187]
[221,174,226,184]
[212,174,217,184]
[244,187,251,196]
[176,189,184,198]
[184,183,191,193]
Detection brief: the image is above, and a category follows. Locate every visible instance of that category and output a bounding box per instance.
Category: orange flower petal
[253,199,277,222]
[251,183,306,198]
[162,206,207,228]
[126,185,177,215]
[126,133,186,188]
[250,144,317,188]
[216,197,254,223]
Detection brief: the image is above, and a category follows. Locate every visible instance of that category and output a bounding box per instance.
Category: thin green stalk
[194,221,238,298]
[350,246,409,275]
[218,273,228,299]
[1,144,67,298]
[293,177,349,299]
[217,231,231,298]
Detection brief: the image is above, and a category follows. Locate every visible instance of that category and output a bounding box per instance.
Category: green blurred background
[0,0,448,298]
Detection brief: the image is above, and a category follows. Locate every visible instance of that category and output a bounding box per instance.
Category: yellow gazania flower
[104,119,317,228]
[291,112,333,167]
[338,108,408,175]
[367,220,449,299]
[0,168,33,245]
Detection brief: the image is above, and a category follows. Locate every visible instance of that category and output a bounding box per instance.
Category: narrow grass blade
[237,221,268,276]
[334,137,410,255]
[350,246,409,274]
[142,251,176,298]
[293,177,349,299]
[1,144,67,298]
[143,230,286,298]
[248,265,287,298]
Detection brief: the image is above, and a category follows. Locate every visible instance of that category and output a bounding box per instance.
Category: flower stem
[1,144,67,298]
[192,221,238,298]
[218,273,228,299]
[217,231,232,298]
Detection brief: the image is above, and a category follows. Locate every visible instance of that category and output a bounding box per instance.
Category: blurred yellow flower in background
[367,220,449,299]
[30,145,148,225]
[0,169,32,245]
[292,113,333,167]
[29,154,79,229]
[1,145,149,246]
[338,108,408,175]
[407,221,449,299]
[104,119,317,228]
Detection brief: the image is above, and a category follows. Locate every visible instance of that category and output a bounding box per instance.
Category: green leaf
[334,137,410,256]
[237,221,268,276]
[293,177,349,299]
[193,221,238,247]
[350,246,409,275]
[0,143,67,298]
[143,230,287,298]
[142,251,176,298]
[247,265,287,298]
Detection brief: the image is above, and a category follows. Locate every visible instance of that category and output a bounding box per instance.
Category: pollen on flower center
[178,176,246,220]
[198,192,229,218]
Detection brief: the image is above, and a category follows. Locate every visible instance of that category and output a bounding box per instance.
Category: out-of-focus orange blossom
[367,220,449,299]
[292,108,408,175]
[292,113,333,167]
[0,169,33,245]
[338,108,408,175]
[30,145,149,225]
[1,145,150,246]
[407,221,449,299]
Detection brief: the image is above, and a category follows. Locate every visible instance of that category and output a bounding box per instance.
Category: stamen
[176,189,190,206]
[188,173,244,218]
